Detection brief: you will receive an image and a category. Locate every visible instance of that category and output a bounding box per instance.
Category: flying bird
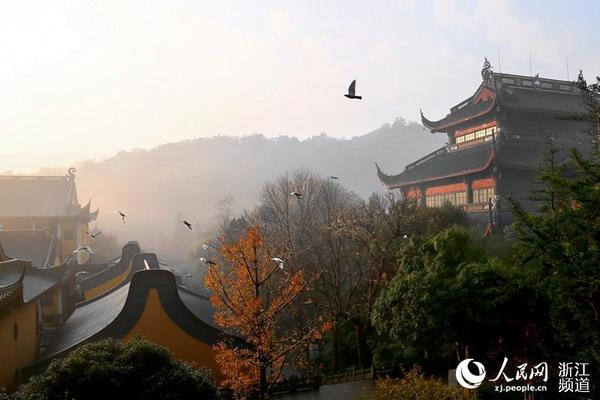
[182,220,193,230]
[402,234,409,240]
[88,231,102,239]
[73,245,95,255]
[200,257,217,266]
[329,176,339,180]
[271,257,285,269]
[344,80,362,100]
[114,210,126,223]
[202,244,209,250]
[290,191,303,199]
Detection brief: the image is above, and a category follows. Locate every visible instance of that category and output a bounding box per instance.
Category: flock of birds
[74,81,363,270]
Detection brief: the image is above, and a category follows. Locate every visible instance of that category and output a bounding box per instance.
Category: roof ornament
[67,167,76,179]
[576,70,587,91]
[481,57,493,83]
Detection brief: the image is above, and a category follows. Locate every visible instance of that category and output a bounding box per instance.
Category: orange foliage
[204,226,315,399]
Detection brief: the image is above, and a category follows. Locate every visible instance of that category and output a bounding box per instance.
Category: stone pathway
[275,380,374,400]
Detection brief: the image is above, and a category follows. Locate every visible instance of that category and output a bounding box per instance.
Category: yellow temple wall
[83,262,132,301]
[0,302,39,391]
[123,289,222,382]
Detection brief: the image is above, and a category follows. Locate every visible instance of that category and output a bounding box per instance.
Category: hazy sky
[1,0,599,172]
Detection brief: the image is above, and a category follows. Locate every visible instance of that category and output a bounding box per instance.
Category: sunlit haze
[1,0,599,172]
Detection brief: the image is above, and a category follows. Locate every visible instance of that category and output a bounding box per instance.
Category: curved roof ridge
[377,141,495,188]
[37,270,228,363]
[420,81,497,132]
[78,242,140,293]
[0,259,27,308]
[0,259,27,288]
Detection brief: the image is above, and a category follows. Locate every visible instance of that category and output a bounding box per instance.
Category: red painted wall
[425,183,466,196]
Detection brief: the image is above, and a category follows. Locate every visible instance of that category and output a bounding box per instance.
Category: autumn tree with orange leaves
[204,226,322,399]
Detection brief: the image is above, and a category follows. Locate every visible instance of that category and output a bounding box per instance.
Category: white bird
[271,257,285,269]
[290,192,303,199]
[73,245,95,255]
[200,257,217,266]
[344,80,362,100]
[202,244,209,250]
[185,273,192,278]
[402,234,409,239]
[75,271,90,277]
[114,210,126,223]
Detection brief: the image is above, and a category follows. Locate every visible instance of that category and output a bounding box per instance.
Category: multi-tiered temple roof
[0,169,99,266]
[377,60,591,192]
[0,169,98,221]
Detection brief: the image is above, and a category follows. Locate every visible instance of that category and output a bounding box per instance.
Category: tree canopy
[4,338,218,400]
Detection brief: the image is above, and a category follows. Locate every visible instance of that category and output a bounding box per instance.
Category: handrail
[321,366,374,385]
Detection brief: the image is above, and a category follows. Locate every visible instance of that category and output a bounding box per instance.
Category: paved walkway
[275,380,374,400]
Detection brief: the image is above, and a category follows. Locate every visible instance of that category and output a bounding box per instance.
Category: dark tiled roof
[45,283,129,356]
[497,137,593,167]
[0,260,64,304]
[420,72,587,133]
[177,287,215,326]
[377,141,495,187]
[421,97,496,132]
[0,230,55,267]
[500,87,587,115]
[22,265,64,303]
[0,260,25,287]
[0,175,76,217]
[377,132,593,188]
[0,260,25,309]
[41,269,220,360]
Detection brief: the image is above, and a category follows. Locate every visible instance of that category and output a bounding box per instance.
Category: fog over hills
[69,118,444,261]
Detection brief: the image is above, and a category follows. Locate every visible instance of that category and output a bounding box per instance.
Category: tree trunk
[259,365,267,400]
[332,323,339,371]
[354,320,369,369]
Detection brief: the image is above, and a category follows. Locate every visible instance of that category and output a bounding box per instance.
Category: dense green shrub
[6,338,218,400]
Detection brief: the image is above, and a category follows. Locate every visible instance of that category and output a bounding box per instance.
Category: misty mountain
[73,118,445,261]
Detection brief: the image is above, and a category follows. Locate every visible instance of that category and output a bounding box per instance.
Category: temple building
[0,240,235,392]
[0,169,98,266]
[0,258,77,390]
[24,268,228,384]
[376,59,593,228]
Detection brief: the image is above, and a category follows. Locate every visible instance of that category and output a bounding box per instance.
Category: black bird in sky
[290,191,303,199]
[114,210,126,223]
[344,80,362,100]
[88,231,102,238]
[182,220,192,230]
[329,176,339,180]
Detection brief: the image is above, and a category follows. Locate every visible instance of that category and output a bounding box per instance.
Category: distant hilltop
[23,118,446,260]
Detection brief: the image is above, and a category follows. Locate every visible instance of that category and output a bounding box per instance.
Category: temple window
[473,187,495,204]
[456,126,495,144]
[425,191,467,207]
